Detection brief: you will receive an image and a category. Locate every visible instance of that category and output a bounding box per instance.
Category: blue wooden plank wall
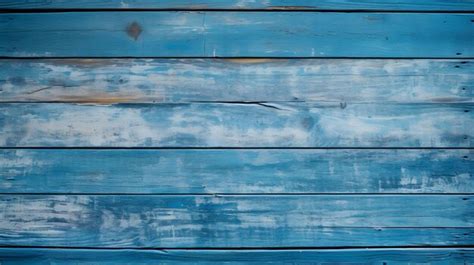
[2,0,474,11]
[1,12,474,57]
[0,1,473,264]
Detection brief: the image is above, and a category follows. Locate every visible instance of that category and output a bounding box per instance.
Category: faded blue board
[0,0,473,261]
[1,59,472,103]
[0,195,472,247]
[0,103,471,147]
[1,12,474,57]
[0,248,473,264]
[1,149,472,194]
[3,0,474,11]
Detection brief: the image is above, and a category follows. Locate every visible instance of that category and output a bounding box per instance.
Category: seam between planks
[1,193,473,196]
[1,147,472,150]
[2,57,474,59]
[1,246,473,250]
[1,9,474,13]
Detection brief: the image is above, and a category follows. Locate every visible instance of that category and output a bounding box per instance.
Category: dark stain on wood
[301,117,314,129]
[431,97,465,103]
[126,22,142,41]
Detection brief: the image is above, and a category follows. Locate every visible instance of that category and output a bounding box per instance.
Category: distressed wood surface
[1,1,473,258]
[0,248,473,264]
[3,0,474,11]
[1,12,473,58]
[0,103,471,147]
[1,149,472,194]
[1,59,473,104]
[0,195,472,247]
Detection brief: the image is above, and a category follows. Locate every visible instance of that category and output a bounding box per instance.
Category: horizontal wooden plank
[0,103,471,147]
[3,0,474,11]
[1,12,473,58]
[0,195,472,247]
[1,149,472,194]
[0,248,473,264]
[1,59,472,104]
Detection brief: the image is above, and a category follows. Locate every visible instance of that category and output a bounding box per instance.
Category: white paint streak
[0,196,91,237]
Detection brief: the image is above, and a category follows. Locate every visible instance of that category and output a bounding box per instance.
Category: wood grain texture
[1,12,473,58]
[1,149,472,194]
[0,103,471,147]
[1,2,473,256]
[0,195,472,247]
[2,0,474,11]
[1,59,473,104]
[0,248,473,264]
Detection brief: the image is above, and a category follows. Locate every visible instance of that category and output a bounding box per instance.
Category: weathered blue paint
[0,103,471,147]
[1,12,473,57]
[0,1,473,262]
[1,149,472,194]
[0,195,472,247]
[0,248,473,264]
[3,0,474,11]
[1,59,472,103]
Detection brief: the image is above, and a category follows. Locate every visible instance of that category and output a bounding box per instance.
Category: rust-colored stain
[16,88,164,104]
[49,94,161,104]
[59,96,138,105]
[49,59,116,67]
[126,22,142,41]
[57,96,142,104]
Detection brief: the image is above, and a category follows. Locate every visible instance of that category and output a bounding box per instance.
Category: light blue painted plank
[2,0,474,11]
[0,195,472,247]
[1,149,472,193]
[0,103,471,147]
[1,59,472,103]
[1,12,473,57]
[0,248,473,264]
